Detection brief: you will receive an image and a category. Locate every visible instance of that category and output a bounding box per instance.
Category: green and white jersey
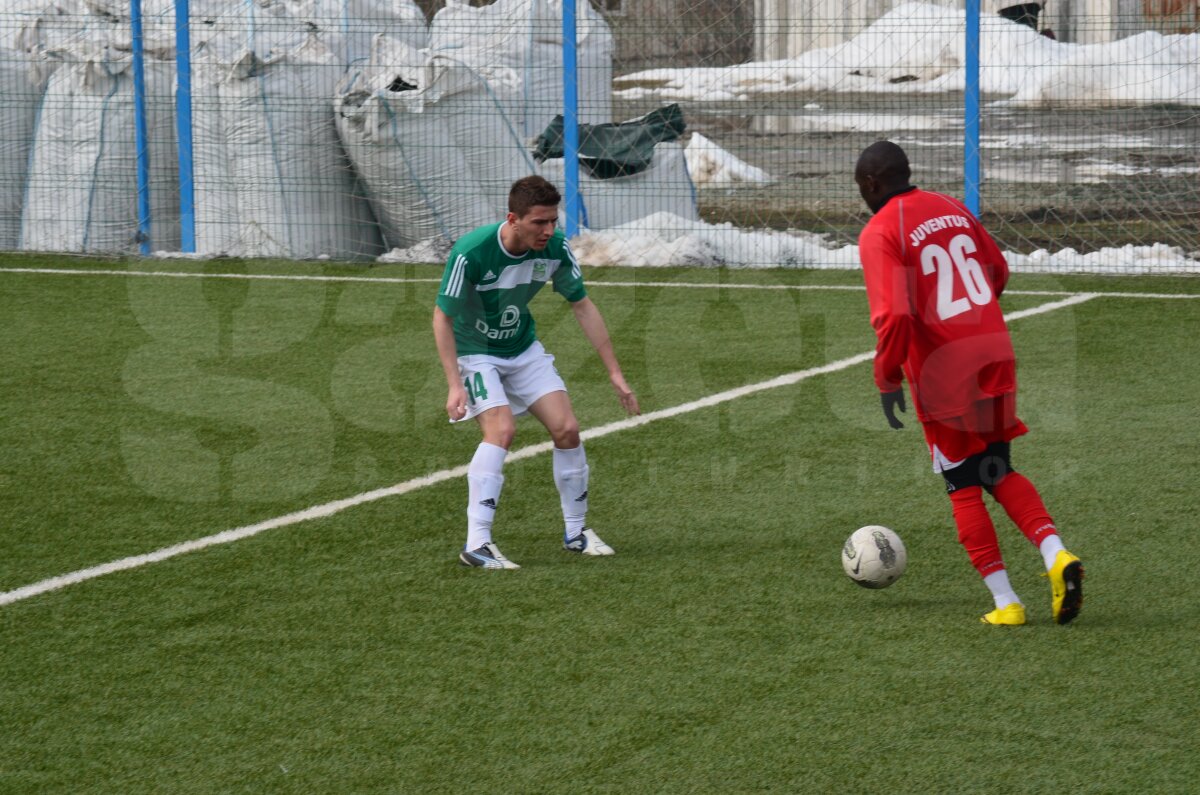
[436,223,587,357]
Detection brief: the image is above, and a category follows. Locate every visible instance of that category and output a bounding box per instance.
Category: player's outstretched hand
[880,389,906,429]
[610,374,640,416]
[446,383,468,421]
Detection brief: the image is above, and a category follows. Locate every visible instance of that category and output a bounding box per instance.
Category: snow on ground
[684,133,773,186]
[760,112,960,133]
[377,237,452,265]
[568,214,1200,273]
[571,213,860,269]
[615,3,1200,107]
[377,213,1200,274]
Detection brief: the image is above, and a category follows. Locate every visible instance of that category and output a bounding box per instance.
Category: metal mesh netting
[608,1,1199,271]
[0,0,1196,271]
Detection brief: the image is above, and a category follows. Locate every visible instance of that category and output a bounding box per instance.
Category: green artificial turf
[1,255,1198,793]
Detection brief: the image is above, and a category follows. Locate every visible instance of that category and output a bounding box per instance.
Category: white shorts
[454,340,567,422]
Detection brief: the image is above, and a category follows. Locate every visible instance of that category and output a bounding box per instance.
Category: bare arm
[433,306,467,420]
[571,297,640,415]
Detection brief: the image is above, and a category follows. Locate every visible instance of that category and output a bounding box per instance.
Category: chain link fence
[1,1,1197,271]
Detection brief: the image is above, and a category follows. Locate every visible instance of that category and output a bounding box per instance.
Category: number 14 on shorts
[464,372,488,405]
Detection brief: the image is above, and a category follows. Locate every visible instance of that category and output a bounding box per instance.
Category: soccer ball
[842,525,907,589]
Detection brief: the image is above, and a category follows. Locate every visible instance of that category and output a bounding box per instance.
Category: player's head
[854,141,912,213]
[509,175,561,218]
[506,176,561,252]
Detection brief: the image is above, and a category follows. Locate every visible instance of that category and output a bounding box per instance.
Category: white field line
[1,266,1198,300]
[0,266,443,285]
[0,292,1098,607]
[998,292,1098,320]
[589,282,1200,300]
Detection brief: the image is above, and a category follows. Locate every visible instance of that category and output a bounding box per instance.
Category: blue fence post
[175,0,196,252]
[964,0,981,217]
[562,0,583,237]
[130,0,151,255]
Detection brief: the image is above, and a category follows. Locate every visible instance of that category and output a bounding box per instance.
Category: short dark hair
[509,175,561,217]
[856,141,911,185]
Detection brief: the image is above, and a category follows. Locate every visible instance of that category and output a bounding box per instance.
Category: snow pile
[377,211,1200,274]
[377,237,453,265]
[685,133,773,187]
[561,213,1200,274]
[1005,243,1200,274]
[615,3,1200,107]
[570,213,859,268]
[1007,30,1200,107]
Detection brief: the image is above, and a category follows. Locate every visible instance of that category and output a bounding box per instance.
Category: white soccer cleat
[459,541,520,569]
[563,527,615,556]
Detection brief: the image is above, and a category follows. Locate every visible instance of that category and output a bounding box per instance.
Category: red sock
[949,486,1005,576]
[991,473,1058,547]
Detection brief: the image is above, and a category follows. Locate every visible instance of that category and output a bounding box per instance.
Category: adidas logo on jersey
[483,270,497,280]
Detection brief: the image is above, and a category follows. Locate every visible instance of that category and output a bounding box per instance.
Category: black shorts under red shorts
[921,393,1029,465]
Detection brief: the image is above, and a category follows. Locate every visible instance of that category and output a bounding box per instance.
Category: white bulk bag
[322,0,430,65]
[430,0,613,139]
[191,29,383,259]
[538,142,698,231]
[1,1,92,248]
[170,0,429,65]
[335,36,534,249]
[0,57,50,249]
[1,0,88,58]
[20,47,179,253]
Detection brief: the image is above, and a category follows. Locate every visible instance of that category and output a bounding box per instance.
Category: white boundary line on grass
[588,282,1200,300]
[0,292,1097,607]
[1,266,1198,299]
[0,266,443,285]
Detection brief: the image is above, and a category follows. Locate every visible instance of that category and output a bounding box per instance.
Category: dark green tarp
[532,104,686,180]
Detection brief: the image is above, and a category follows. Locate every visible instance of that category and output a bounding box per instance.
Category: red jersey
[858,188,1015,421]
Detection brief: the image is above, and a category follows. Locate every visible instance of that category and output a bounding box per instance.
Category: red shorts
[921,393,1028,470]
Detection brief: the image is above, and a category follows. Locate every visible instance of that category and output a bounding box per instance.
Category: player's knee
[483,423,516,449]
[550,419,580,448]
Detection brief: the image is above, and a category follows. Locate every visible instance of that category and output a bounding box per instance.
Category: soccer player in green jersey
[433,176,641,569]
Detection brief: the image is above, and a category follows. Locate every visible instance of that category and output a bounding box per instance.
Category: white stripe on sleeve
[445,254,467,297]
[455,255,468,296]
[564,243,581,280]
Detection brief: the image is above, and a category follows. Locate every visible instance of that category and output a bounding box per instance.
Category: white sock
[466,442,507,550]
[983,569,1022,610]
[1039,534,1066,571]
[553,444,588,540]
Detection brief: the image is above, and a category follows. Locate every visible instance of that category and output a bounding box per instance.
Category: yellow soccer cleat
[981,603,1026,626]
[1046,550,1084,625]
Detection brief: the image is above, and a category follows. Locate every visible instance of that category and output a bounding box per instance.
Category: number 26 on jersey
[920,233,993,320]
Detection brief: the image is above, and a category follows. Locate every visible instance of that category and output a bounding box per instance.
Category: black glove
[881,389,906,429]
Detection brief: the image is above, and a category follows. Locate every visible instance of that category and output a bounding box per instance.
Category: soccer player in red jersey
[854,141,1083,626]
